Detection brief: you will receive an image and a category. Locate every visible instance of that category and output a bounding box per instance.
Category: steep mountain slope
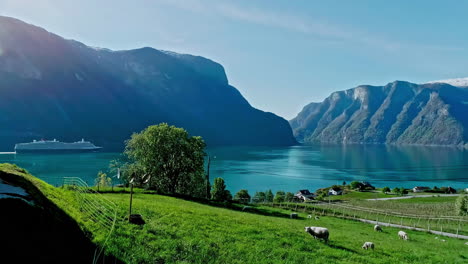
[0,16,296,150]
[291,81,468,147]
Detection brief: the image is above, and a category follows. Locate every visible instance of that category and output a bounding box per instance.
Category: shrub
[265,189,274,203]
[382,186,390,194]
[252,192,266,203]
[234,189,251,204]
[284,192,294,202]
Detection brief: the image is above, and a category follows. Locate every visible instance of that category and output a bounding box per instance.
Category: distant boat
[14,139,102,153]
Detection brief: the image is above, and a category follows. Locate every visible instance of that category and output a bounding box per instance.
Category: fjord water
[0,145,466,193]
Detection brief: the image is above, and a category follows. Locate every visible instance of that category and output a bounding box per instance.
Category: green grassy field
[94,193,468,264]
[2,164,467,264]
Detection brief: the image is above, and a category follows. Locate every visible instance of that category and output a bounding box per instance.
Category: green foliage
[401,188,409,195]
[211,177,229,201]
[234,189,251,203]
[95,171,111,191]
[124,123,206,197]
[350,181,363,190]
[252,191,266,203]
[382,186,390,194]
[455,194,468,216]
[284,192,294,202]
[392,187,401,195]
[265,189,274,202]
[273,191,285,203]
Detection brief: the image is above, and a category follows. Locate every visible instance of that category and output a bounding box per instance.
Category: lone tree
[234,189,251,203]
[95,171,111,192]
[124,123,206,197]
[455,194,468,216]
[211,177,231,201]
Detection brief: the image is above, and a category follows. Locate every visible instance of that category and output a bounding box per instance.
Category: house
[294,190,316,201]
[412,186,430,193]
[360,181,375,189]
[328,187,343,196]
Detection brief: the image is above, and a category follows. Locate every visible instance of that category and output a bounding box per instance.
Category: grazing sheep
[441,239,446,242]
[305,226,329,243]
[307,215,312,219]
[374,225,382,232]
[314,216,320,220]
[362,242,374,250]
[398,231,408,240]
[290,213,298,219]
[435,237,439,239]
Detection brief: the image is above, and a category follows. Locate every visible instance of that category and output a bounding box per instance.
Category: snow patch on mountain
[427,77,468,87]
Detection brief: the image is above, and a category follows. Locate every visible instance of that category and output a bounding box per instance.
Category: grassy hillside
[99,193,468,264]
[1,165,467,264]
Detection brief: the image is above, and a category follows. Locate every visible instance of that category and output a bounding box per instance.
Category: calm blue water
[0,145,467,193]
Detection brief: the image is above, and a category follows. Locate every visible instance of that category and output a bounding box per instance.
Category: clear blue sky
[1,0,467,119]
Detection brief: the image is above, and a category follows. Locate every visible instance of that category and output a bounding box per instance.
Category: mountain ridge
[0,16,296,150]
[290,80,468,147]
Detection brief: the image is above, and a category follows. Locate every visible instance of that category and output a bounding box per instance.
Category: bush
[392,187,401,195]
[95,171,111,191]
[234,189,251,204]
[382,186,390,194]
[350,181,361,190]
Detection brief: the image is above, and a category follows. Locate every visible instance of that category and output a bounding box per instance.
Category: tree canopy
[211,177,231,201]
[124,123,206,197]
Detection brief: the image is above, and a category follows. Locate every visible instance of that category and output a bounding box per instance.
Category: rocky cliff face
[0,16,296,150]
[291,81,468,147]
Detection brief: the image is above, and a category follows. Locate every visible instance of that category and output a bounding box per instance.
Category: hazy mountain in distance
[0,16,296,151]
[291,80,468,147]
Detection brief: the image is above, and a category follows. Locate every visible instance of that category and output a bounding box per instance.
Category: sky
[1,0,468,119]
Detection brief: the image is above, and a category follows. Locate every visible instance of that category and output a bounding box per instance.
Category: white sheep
[314,216,320,220]
[374,225,382,232]
[307,215,313,219]
[398,231,408,240]
[305,226,329,243]
[362,242,374,250]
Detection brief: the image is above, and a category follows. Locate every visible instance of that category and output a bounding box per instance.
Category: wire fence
[270,202,468,238]
[62,177,117,264]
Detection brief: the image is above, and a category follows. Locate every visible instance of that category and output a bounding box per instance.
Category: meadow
[2,164,467,264]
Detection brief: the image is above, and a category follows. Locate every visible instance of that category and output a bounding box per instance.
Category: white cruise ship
[14,139,102,153]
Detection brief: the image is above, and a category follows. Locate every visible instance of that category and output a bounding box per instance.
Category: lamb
[362,242,374,250]
[307,215,313,219]
[398,231,408,240]
[305,226,329,243]
[314,216,320,220]
[374,225,382,232]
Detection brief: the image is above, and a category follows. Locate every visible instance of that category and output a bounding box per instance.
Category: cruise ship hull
[15,147,103,154]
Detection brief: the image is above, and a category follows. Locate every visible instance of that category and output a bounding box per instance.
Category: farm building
[294,190,316,201]
[412,186,430,193]
[328,187,343,195]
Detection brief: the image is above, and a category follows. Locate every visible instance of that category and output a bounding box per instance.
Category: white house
[328,187,343,196]
[294,190,316,201]
[412,186,430,193]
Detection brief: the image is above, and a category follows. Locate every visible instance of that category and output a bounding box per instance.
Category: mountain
[0,16,296,151]
[290,80,468,147]
[426,77,468,88]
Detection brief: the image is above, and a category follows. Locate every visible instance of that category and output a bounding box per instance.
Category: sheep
[441,239,446,242]
[314,216,320,220]
[362,242,374,250]
[374,225,382,232]
[307,215,313,219]
[398,231,408,240]
[305,226,329,243]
